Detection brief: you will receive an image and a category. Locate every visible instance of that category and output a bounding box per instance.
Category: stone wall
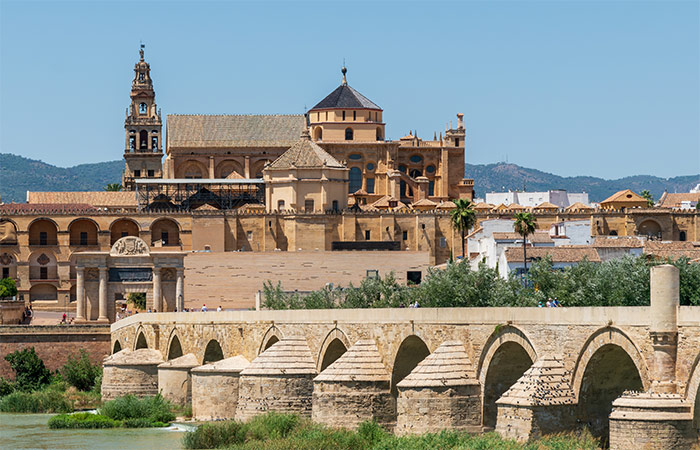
[396,385,481,434]
[312,380,396,430]
[0,325,110,378]
[236,375,314,421]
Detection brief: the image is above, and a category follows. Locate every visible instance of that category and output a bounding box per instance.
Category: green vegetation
[450,198,476,259]
[49,394,175,429]
[263,256,700,309]
[104,183,122,191]
[640,189,654,207]
[181,413,600,450]
[127,292,147,310]
[0,347,102,413]
[0,277,18,298]
[514,212,537,273]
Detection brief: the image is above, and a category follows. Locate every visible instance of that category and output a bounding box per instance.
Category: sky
[0,0,698,179]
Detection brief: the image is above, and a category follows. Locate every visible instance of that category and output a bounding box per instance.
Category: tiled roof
[0,203,100,214]
[506,203,526,210]
[600,189,646,204]
[592,236,644,248]
[103,348,163,366]
[310,85,381,110]
[496,355,575,407]
[473,202,494,210]
[267,133,345,170]
[565,202,593,211]
[371,195,407,209]
[534,201,559,210]
[167,114,306,148]
[504,246,601,263]
[157,353,199,369]
[492,231,552,243]
[644,241,700,260]
[191,355,250,373]
[657,192,700,208]
[436,201,457,210]
[397,341,477,388]
[314,340,389,383]
[412,198,437,207]
[240,337,317,376]
[27,191,138,208]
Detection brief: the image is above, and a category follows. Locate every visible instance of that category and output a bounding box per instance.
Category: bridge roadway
[108,266,700,449]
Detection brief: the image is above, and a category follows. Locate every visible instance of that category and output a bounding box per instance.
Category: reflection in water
[0,413,186,450]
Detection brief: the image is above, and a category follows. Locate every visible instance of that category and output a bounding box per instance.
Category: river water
[0,413,187,450]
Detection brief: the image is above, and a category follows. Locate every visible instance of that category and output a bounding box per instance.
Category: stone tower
[122,44,163,190]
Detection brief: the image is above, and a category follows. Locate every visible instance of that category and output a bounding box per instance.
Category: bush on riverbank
[49,412,120,429]
[48,394,175,429]
[263,256,700,309]
[60,349,102,392]
[0,390,72,413]
[181,413,600,450]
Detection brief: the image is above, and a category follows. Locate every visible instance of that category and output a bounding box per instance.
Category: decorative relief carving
[110,236,149,256]
[0,253,13,266]
[85,268,100,280]
[37,253,50,265]
[161,268,176,281]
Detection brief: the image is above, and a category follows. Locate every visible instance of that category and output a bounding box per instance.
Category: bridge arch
[134,330,148,350]
[478,325,537,429]
[203,339,224,364]
[572,327,648,443]
[317,328,350,372]
[681,351,700,430]
[391,334,431,398]
[167,332,183,360]
[259,326,283,355]
[112,340,122,354]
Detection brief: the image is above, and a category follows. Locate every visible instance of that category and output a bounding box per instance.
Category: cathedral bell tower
[122,44,163,190]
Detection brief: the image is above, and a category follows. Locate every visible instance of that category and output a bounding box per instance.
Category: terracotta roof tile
[268,134,345,170]
[600,189,646,205]
[533,201,559,210]
[565,202,593,211]
[657,192,700,208]
[27,191,137,208]
[0,203,100,214]
[593,236,644,248]
[504,246,601,263]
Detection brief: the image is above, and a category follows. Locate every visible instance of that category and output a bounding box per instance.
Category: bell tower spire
[122,44,163,190]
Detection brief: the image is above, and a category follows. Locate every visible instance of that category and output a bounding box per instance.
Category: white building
[483,190,590,208]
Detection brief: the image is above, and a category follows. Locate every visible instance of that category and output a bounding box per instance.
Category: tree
[104,183,122,192]
[4,348,51,391]
[0,278,18,298]
[640,190,654,207]
[513,211,537,275]
[450,198,476,260]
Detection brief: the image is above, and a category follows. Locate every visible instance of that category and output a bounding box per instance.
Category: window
[39,232,47,246]
[410,169,422,179]
[40,267,48,280]
[680,231,687,241]
[349,167,362,193]
[366,162,375,171]
[139,72,145,81]
[139,130,148,149]
[332,200,339,211]
[410,155,423,164]
[428,180,435,196]
[407,271,422,285]
[2,267,10,279]
[134,170,141,177]
[353,111,356,120]
[426,165,436,174]
[440,237,447,248]
[398,165,407,173]
[129,136,136,151]
[325,111,328,121]
[342,111,346,121]
[366,270,379,279]
[366,178,375,194]
[304,199,314,212]
[348,154,362,160]
[402,231,408,241]
[365,230,371,240]
[610,230,618,236]
[345,128,353,140]
[80,232,88,246]
[121,231,128,238]
[152,136,158,149]
[376,127,383,140]
[139,103,147,114]
[246,231,253,240]
[161,231,168,245]
[277,200,285,210]
[148,169,154,177]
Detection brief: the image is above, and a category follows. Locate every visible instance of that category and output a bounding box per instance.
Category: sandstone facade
[191,355,250,421]
[157,353,198,406]
[101,348,163,401]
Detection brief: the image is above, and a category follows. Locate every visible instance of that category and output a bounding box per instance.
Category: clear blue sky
[1,0,698,179]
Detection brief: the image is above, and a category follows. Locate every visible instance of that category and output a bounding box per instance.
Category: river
[0,413,187,450]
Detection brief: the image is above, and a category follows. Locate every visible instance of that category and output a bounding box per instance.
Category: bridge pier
[609,265,694,450]
[191,356,250,421]
[101,348,164,401]
[157,353,198,406]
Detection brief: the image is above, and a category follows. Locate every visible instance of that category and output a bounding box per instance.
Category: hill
[0,153,697,204]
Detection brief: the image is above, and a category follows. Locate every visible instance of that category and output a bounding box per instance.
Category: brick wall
[0,325,110,379]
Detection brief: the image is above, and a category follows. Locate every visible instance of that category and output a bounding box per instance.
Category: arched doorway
[482,342,534,429]
[391,335,430,397]
[29,284,57,301]
[319,338,347,372]
[577,344,643,444]
[110,219,139,245]
[168,335,183,360]
[637,220,662,238]
[135,332,148,349]
[203,340,224,363]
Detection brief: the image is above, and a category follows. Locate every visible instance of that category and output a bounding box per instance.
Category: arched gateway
[72,236,186,322]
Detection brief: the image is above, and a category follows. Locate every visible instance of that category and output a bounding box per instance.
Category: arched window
[313,127,322,140]
[680,231,687,242]
[349,167,362,193]
[151,136,158,150]
[345,128,354,141]
[139,72,145,81]
[304,199,314,213]
[139,103,147,114]
[332,200,339,211]
[410,169,422,179]
[376,127,383,141]
[139,130,148,150]
[277,200,285,211]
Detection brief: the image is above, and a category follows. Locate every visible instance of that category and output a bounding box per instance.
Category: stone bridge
[107,266,700,449]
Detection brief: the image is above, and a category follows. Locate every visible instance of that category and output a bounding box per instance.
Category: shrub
[182,421,249,449]
[49,412,120,429]
[127,292,146,310]
[246,412,300,440]
[0,390,72,413]
[0,278,18,298]
[0,377,15,397]
[61,349,102,391]
[4,347,51,391]
[100,394,174,424]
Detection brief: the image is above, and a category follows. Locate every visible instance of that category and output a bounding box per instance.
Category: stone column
[175,268,184,312]
[244,156,251,178]
[97,267,109,323]
[153,267,162,312]
[208,156,215,179]
[75,267,86,322]
[649,264,679,393]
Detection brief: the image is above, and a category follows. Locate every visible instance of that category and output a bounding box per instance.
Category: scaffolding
[134,178,265,211]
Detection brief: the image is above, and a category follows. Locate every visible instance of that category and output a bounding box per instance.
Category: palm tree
[450,198,476,260]
[513,212,537,275]
[640,190,654,208]
[105,183,122,192]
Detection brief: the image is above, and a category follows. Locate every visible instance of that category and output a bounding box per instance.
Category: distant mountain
[466,163,699,203]
[0,153,697,204]
[0,154,124,203]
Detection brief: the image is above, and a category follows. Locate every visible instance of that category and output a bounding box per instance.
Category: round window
[367,163,375,171]
[348,154,362,160]
[409,155,423,163]
[426,165,436,174]
[398,165,407,173]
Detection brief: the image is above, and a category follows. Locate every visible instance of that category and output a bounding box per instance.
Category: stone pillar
[208,156,215,179]
[649,264,679,393]
[153,267,162,312]
[97,266,109,323]
[75,267,86,322]
[244,156,250,179]
[175,268,184,311]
